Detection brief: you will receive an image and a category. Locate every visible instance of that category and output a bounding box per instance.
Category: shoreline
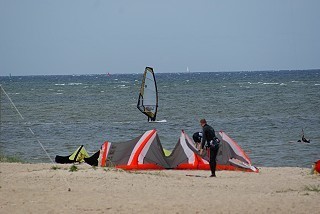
[0,163,319,213]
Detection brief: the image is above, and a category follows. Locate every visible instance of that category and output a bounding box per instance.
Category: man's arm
[201,127,207,149]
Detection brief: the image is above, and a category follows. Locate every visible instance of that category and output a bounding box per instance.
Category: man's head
[200,119,207,127]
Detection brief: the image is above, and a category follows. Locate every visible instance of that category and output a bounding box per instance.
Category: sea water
[0,70,319,167]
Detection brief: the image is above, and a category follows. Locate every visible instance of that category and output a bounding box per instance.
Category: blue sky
[1,0,319,76]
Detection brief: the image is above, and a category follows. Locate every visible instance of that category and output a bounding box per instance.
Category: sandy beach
[0,163,319,214]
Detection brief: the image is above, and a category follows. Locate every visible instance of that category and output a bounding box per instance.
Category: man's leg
[209,147,218,177]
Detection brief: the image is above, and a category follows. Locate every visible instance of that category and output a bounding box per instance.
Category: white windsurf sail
[137,67,158,121]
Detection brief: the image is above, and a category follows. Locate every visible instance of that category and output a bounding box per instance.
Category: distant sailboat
[137,67,166,123]
[186,66,191,83]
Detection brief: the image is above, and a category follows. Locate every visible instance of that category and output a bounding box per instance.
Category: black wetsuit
[302,135,310,143]
[148,116,156,122]
[201,124,219,176]
[192,132,202,143]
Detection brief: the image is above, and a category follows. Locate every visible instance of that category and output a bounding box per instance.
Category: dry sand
[0,163,319,214]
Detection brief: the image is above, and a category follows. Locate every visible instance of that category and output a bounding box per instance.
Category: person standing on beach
[199,119,220,177]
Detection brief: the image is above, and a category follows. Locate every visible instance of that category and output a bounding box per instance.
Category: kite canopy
[55,130,258,172]
[97,129,169,170]
[163,130,258,172]
[314,160,320,174]
[76,130,258,172]
[55,145,89,164]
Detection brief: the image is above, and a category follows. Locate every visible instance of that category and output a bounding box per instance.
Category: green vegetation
[69,164,78,172]
[276,185,320,195]
[103,167,123,173]
[127,170,167,177]
[304,185,320,193]
[0,154,24,163]
[51,166,60,170]
[275,188,297,193]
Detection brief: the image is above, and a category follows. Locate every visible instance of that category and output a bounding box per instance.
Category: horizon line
[1,68,319,77]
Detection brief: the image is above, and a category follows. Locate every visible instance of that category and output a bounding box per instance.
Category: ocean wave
[115,85,129,88]
[68,83,82,86]
[263,82,279,85]
[54,83,83,86]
